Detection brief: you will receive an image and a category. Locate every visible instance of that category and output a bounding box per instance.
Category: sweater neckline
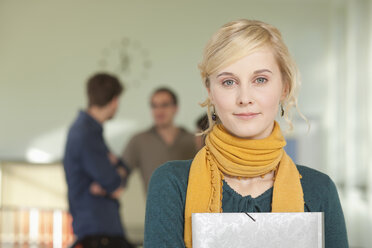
[222,180,273,202]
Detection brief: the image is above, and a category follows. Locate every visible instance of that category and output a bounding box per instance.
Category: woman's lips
[233,112,260,120]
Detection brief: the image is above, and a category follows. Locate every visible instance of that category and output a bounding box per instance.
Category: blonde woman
[144,19,348,248]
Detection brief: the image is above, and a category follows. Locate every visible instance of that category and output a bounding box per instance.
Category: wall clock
[98,37,151,89]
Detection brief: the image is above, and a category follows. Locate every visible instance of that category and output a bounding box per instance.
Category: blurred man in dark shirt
[64,73,133,248]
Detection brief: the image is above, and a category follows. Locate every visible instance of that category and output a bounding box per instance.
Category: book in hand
[192,212,324,248]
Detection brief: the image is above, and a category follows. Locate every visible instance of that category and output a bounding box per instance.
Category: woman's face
[208,47,287,139]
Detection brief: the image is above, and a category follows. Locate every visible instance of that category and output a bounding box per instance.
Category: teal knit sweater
[144,160,348,247]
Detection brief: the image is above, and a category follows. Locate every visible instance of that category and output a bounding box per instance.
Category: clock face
[98,37,151,89]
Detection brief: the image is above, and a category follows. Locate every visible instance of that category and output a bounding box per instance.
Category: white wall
[0,0,331,162]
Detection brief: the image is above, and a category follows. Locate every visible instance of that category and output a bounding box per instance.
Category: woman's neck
[223,170,275,198]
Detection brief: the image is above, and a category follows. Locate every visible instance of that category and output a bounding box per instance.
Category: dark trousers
[72,235,135,248]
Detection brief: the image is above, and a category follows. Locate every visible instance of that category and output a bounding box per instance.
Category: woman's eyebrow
[253,69,273,74]
[216,72,236,78]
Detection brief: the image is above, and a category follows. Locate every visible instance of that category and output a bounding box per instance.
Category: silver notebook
[192,212,324,248]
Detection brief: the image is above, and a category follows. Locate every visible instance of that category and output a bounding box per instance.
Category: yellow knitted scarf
[184,122,304,247]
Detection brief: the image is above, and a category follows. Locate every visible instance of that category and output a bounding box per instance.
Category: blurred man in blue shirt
[63,73,133,248]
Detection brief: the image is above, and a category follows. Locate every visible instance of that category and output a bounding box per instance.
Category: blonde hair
[199,19,305,134]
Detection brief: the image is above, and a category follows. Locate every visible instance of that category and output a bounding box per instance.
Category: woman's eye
[223,80,235,86]
[255,77,267,84]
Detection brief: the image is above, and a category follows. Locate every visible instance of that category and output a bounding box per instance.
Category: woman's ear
[206,82,214,104]
[207,88,213,103]
[205,78,214,103]
[281,82,289,101]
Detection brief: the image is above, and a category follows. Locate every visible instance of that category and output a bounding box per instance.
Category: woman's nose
[236,87,254,106]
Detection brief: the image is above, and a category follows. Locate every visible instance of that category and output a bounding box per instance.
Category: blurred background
[0,0,371,247]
